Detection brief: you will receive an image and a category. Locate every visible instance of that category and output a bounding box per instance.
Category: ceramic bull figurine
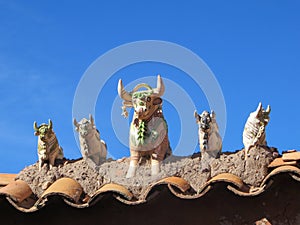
[118,75,171,178]
[243,102,271,159]
[74,114,107,168]
[194,110,222,159]
[33,120,64,171]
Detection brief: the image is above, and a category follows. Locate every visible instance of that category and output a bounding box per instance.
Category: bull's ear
[211,110,216,119]
[153,97,162,105]
[34,131,39,136]
[89,114,94,126]
[73,118,79,128]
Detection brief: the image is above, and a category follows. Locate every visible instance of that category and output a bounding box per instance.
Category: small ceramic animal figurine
[194,110,222,159]
[243,102,271,159]
[73,114,107,167]
[33,120,64,171]
[118,75,171,178]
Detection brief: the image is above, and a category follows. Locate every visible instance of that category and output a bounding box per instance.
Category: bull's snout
[201,123,210,131]
[135,106,147,116]
[80,131,88,137]
[40,135,46,141]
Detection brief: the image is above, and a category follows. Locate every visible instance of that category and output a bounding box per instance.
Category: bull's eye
[147,97,151,102]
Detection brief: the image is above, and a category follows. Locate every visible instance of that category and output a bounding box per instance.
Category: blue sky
[0,1,299,173]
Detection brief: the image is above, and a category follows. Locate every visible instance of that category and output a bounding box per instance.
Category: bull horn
[33,121,39,131]
[256,102,263,112]
[48,119,52,130]
[254,102,263,116]
[254,102,263,118]
[118,79,132,102]
[153,75,165,97]
[73,118,79,127]
[265,105,271,114]
[89,114,94,126]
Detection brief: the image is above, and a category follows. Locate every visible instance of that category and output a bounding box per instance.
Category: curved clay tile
[262,165,300,186]
[138,176,191,202]
[255,218,272,225]
[0,174,17,186]
[0,180,32,203]
[153,176,190,193]
[268,157,297,168]
[204,173,249,192]
[40,177,83,203]
[282,151,300,161]
[87,183,133,206]
[92,183,133,200]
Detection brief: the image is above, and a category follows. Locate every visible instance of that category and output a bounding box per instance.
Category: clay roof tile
[0,179,32,203]
[0,173,17,186]
[282,151,300,161]
[40,177,83,203]
[268,157,297,168]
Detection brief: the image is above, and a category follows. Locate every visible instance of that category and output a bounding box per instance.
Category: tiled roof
[1,151,300,225]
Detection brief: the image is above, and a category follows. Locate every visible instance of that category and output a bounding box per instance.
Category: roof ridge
[2,163,300,212]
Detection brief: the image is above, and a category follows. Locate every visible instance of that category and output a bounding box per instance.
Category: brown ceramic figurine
[118,75,171,178]
[33,119,64,171]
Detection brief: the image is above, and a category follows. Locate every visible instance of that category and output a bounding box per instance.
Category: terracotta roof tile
[262,165,300,188]
[40,177,83,203]
[282,151,300,161]
[255,218,272,225]
[152,176,190,193]
[205,173,248,192]
[0,174,17,186]
[0,180,32,202]
[268,157,297,168]
[92,183,133,201]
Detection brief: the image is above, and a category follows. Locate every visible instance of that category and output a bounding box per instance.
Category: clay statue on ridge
[194,110,222,169]
[74,114,107,168]
[243,102,271,159]
[33,120,64,171]
[118,75,171,178]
